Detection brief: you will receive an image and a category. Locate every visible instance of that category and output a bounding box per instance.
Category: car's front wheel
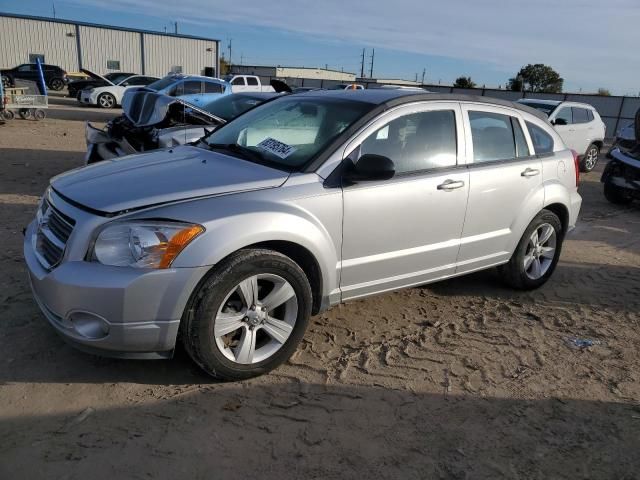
[49,78,65,91]
[580,143,600,172]
[182,249,312,380]
[97,92,116,108]
[500,210,563,290]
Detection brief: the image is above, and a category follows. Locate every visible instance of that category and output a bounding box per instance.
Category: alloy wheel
[584,146,599,171]
[214,274,298,365]
[523,223,557,280]
[99,94,115,108]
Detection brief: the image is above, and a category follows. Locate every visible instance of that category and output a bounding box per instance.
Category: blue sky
[1,0,639,94]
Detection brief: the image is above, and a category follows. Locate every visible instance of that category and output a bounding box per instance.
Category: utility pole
[227,39,233,71]
[369,49,375,78]
[360,48,366,78]
[421,68,426,85]
[240,53,244,65]
[415,73,418,82]
[52,2,56,18]
[174,22,178,34]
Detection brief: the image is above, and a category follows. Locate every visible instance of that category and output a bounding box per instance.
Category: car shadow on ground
[1,382,638,479]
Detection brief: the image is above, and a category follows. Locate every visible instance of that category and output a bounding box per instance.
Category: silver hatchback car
[24,90,582,380]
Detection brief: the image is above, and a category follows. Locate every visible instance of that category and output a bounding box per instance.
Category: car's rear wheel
[182,249,312,380]
[604,182,633,205]
[580,143,600,172]
[49,78,64,91]
[500,210,563,290]
[97,93,116,109]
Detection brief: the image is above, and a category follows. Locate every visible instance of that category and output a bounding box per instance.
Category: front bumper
[24,219,210,359]
[84,122,138,164]
[80,91,96,105]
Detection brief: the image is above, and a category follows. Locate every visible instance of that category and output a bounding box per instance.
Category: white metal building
[0,13,220,78]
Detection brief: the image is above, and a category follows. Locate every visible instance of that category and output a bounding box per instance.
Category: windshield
[203,94,272,121]
[105,73,131,84]
[205,96,372,169]
[147,76,179,92]
[519,101,557,116]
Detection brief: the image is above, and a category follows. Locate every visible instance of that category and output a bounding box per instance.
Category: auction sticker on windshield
[257,138,297,159]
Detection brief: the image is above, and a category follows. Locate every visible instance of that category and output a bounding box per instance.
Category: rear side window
[526,122,555,155]
[360,110,458,174]
[572,107,590,124]
[247,77,259,86]
[204,82,223,93]
[468,111,518,162]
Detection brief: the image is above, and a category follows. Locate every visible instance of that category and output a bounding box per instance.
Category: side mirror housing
[552,118,568,126]
[344,154,395,182]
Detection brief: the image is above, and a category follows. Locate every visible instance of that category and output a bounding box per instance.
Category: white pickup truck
[223,74,276,93]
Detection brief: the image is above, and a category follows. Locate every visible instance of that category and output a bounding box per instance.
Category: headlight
[91,221,204,268]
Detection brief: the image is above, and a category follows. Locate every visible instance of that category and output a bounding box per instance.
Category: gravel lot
[1,94,639,479]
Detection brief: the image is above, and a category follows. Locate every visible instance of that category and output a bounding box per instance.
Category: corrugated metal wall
[78,26,141,73]
[143,34,217,77]
[0,17,78,71]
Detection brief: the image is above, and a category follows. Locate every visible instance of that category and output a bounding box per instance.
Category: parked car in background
[80,74,159,108]
[141,74,232,106]
[25,91,581,380]
[223,74,278,93]
[602,109,640,204]
[0,63,68,90]
[68,69,135,99]
[517,99,606,172]
[85,91,283,162]
[329,83,365,90]
[607,122,636,158]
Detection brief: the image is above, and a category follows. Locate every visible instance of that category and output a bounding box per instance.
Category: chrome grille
[34,200,75,269]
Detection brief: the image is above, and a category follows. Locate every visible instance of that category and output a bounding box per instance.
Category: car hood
[80,68,115,86]
[122,90,225,127]
[51,145,289,214]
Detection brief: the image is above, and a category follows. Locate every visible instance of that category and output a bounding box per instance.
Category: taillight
[571,149,580,186]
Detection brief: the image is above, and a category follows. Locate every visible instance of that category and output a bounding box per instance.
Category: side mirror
[344,154,395,182]
[552,118,567,126]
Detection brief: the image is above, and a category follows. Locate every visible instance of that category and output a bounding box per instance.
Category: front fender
[150,191,341,299]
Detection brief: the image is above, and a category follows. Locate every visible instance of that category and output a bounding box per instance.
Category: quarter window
[359,110,457,174]
[468,111,518,162]
[526,122,555,155]
[555,107,573,125]
[512,118,531,158]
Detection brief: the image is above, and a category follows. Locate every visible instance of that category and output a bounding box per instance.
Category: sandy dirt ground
[1,95,639,479]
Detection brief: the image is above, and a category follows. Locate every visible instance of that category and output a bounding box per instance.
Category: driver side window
[555,107,573,125]
[359,110,458,174]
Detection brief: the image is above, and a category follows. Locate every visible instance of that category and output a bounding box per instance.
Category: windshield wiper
[207,143,265,164]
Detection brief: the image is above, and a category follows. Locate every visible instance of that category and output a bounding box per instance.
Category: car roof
[167,74,227,83]
[294,89,549,121]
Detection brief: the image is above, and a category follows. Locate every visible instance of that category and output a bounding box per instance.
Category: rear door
[456,104,543,273]
[340,102,470,300]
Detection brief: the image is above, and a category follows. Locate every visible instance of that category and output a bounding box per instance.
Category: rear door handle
[437,179,465,191]
[521,168,540,177]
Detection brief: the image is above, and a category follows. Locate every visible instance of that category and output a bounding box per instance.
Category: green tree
[219,56,231,75]
[453,76,476,89]
[508,64,564,93]
[597,88,611,96]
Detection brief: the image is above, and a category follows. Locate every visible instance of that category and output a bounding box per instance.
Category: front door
[340,102,470,300]
[551,106,582,152]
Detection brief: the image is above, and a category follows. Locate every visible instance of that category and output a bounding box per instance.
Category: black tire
[181,249,313,380]
[604,182,633,205]
[1,76,12,89]
[580,143,600,172]
[499,210,563,290]
[49,78,64,91]
[97,92,116,109]
[1,110,14,121]
[33,109,46,121]
[18,109,32,120]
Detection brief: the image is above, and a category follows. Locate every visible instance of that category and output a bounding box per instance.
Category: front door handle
[521,168,540,177]
[437,179,465,191]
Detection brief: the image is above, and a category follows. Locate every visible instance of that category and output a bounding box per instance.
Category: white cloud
[70,0,640,93]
